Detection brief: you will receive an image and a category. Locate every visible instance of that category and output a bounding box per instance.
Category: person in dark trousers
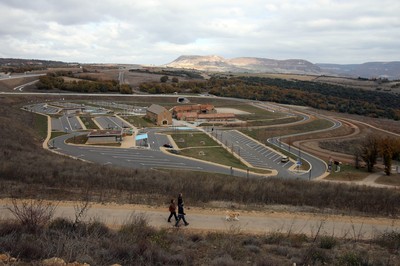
[175,202,189,227]
[167,199,178,223]
[177,193,183,206]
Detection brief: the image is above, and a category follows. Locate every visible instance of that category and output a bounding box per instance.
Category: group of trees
[36,73,132,94]
[357,135,400,175]
[139,76,400,120]
[129,68,204,79]
[160,75,179,83]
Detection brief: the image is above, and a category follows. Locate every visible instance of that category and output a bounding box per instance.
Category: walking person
[167,199,178,223]
[175,202,189,227]
[177,193,183,206]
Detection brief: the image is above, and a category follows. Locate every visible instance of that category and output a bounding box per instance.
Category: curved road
[52,133,258,178]
[267,114,342,179]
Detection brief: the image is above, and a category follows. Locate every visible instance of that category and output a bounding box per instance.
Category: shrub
[190,234,203,243]
[264,232,285,245]
[242,236,261,247]
[118,213,155,242]
[244,244,261,254]
[0,220,21,236]
[7,199,57,233]
[48,217,75,232]
[319,235,337,249]
[337,251,365,266]
[210,254,236,266]
[374,231,400,252]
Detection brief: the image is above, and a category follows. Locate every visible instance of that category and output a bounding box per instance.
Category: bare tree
[73,190,92,226]
[380,137,397,176]
[7,198,58,232]
[358,134,379,172]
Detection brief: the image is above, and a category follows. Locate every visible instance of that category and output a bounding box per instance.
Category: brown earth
[1,199,399,239]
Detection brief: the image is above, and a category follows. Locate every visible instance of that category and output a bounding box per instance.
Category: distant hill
[0,58,71,67]
[317,62,400,80]
[165,55,321,75]
[165,55,400,80]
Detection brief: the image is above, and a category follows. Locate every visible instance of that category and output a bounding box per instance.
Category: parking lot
[211,129,293,171]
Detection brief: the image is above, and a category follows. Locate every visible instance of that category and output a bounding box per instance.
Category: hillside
[165,55,400,79]
[166,55,321,74]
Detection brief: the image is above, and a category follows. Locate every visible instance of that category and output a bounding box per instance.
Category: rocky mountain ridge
[165,55,400,79]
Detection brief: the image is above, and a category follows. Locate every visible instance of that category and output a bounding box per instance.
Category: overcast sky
[0,0,399,65]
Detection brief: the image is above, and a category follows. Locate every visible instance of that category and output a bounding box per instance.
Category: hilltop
[165,55,400,79]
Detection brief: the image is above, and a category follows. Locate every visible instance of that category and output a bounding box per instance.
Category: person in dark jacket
[175,202,189,227]
[167,199,178,223]
[177,193,183,206]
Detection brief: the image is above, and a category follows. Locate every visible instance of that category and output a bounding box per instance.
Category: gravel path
[1,200,398,240]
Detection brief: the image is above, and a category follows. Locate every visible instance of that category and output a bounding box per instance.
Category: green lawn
[79,116,99,130]
[324,165,369,181]
[233,104,285,120]
[169,131,271,174]
[245,116,302,127]
[34,113,48,139]
[123,115,155,128]
[179,147,243,168]
[376,173,400,186]
[241,118,334,140]
[170,132,219,148]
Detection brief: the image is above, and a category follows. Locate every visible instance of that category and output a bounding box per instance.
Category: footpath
[1,200,398,240]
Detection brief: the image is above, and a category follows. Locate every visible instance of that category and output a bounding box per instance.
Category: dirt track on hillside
[1,199,399,240]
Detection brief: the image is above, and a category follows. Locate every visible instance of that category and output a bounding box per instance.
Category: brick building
[146,104,172,126]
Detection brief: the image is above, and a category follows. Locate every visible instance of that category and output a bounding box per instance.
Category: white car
[281,156,289,163]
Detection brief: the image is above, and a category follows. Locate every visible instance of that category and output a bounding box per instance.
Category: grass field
[79,116,98,129]
[241,118,334,141]
[33,113,48,140]
[376,173,400,186]
[324,165,369,181]
[123,115,154,128]
[171,132,219,148]
[169,132,270,173]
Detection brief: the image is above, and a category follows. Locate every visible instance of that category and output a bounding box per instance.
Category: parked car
[281,156,289,163]
[163,143,173,148]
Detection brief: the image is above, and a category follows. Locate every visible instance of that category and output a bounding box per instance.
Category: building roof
[147,104,167,115]
[173,104,215,113]
[87,129,122,137]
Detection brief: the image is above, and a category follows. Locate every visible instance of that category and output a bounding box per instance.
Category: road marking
[270,154,279,160]
[273,157,281,162]
[268,153,278,159]
[111,155,154,159]
[139,162,189,167]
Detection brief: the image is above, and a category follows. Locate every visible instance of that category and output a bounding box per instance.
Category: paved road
[94,116,131,130]
[210,129,294,171]
[0,73,45,80]
[52,133,257,178]
[20,96,340,179]
[267,115,342,179]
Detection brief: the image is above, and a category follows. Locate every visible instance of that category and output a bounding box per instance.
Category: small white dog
[225,211,240,221]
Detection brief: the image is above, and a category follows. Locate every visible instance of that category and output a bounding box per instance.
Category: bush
[7,199,57,233]
[374,231,400,251]
[319,235,337,249]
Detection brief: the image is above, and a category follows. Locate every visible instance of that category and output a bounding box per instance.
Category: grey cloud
[0,0,399,64]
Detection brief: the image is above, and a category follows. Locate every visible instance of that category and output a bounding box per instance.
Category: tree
[358,135,379,172]
[119,84,132,94]
[160,75,169,83]
[380,137,394,176]
[172,77,179,83]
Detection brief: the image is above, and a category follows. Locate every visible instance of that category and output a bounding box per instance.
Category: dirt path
[1,200,398,240]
